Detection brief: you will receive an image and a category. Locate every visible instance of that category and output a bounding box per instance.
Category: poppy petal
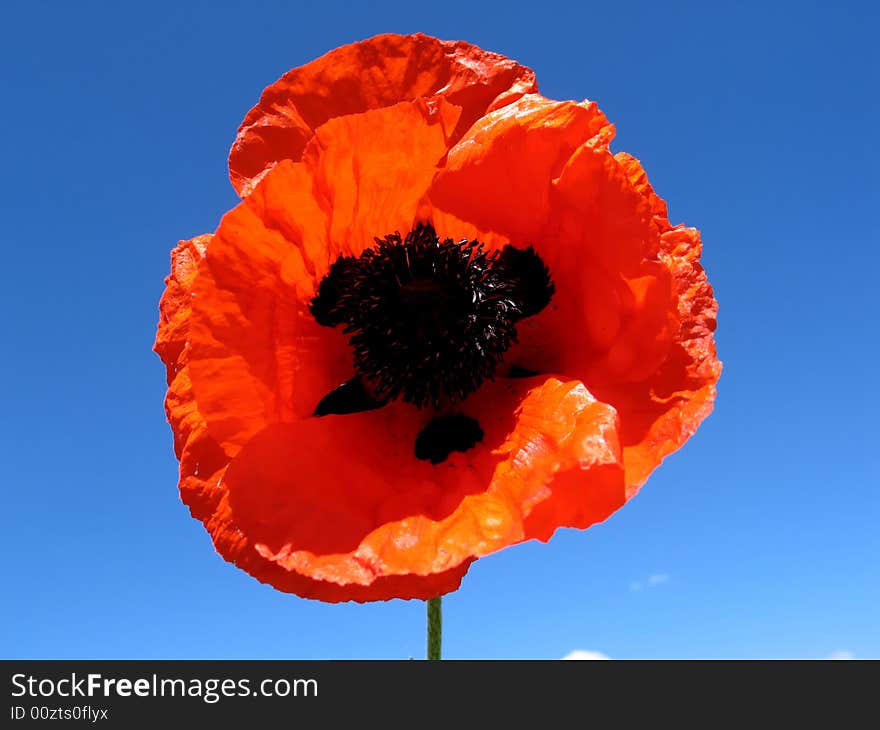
[614,151,670,224]
[229,32,537,195]
[592,153,721,493]
[187,99,461,454]
[165,370,228,522]
[547,143,678,384]
[430,93,613,243]
[155,237,473,601]
[214,377,623,591]
[208,491,472,601]
[429,94,719,495]
[154,236,229,521]
[302,98,461,255]
[155,235,210,383]
[597,227,721,494]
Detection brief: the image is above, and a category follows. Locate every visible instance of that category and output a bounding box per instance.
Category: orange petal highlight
[230,32,537,195]
[431,93,613,243]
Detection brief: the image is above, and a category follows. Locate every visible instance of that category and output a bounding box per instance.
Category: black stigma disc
[310,223,554,409]
[415,415,484,464]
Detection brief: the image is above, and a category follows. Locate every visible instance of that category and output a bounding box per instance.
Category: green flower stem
[426,597,442,660]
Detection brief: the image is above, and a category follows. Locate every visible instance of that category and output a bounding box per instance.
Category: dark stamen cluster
[310,223,553,409]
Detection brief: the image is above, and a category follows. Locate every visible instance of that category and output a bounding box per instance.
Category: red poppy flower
[155,33,720,603]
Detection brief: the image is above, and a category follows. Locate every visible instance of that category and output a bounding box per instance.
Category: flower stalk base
[427,597,442,660]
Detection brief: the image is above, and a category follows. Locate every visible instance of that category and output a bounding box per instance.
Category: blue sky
[2,0,877,659]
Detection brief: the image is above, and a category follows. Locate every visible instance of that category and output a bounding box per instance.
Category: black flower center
[310,223,553,464]
[311,223,553,410]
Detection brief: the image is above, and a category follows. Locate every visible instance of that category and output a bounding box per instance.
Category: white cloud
[563,650,611,660]
[828,650,855,660]
[630,573,669,591]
